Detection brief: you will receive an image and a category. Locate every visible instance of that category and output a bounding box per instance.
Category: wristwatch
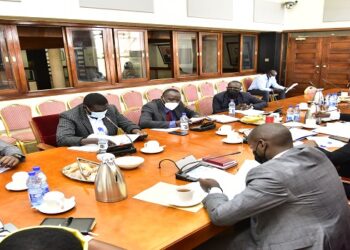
[12,154,25,161]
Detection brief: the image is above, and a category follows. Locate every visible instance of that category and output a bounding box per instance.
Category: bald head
[268,70,277,77]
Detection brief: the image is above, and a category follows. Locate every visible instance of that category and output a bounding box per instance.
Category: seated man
[199,123,350,249]
[139,88,199,129]
[248,69,286,102]
[0,140,25,169]
[57,93,146,146]
[212,80,267,114]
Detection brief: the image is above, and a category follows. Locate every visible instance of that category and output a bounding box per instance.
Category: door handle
[315,65,320,68]
[322,65,327,68]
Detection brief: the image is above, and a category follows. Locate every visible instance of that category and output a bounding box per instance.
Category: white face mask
[164,102,179,111]
[90,110,107,120]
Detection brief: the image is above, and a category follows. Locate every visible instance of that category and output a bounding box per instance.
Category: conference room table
[1,89,349,249]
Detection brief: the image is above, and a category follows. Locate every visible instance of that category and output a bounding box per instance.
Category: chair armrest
[37,143,55,151]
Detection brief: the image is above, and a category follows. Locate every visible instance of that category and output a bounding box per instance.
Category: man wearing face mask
[212,81,267,114]
[139,88,198,129]
[198,123,350,249]
[56,93,145,146]
[248,69,286,102]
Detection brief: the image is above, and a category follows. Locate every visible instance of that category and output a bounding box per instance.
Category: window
[115,29,148,82]
[18,26,70,91]
[242,35,257,71]
[176,32,198,77]
[222,33,240,73]
[148,30,173,80]
[0,26,17,92]
[200,33,220,76]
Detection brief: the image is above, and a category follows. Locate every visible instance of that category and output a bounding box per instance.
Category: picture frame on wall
[158,45,172,64]
[227,42,240,67]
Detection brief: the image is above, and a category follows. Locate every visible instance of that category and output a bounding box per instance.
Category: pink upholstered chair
[242,77,254,92]
[216,81,228,93]
[145,88,163,102]
[105,94,122,112]
[195,96,213,116]
[68,96,84,109]
[121,91,143,109]
[0,104,36,153]
[123,107,142,125]
[37,100,67,115]
[199,82,215,97]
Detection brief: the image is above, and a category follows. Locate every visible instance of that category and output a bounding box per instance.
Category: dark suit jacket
[0,140,24,158]
[212,91,267,114]
[56,104,139,146]
[203,146,350,249]
[139,99,198,129]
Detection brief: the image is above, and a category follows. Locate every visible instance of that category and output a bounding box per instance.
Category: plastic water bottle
[228,99,235,117]
[293,105,300,122]
[329,93,337,110]
[97,127,108,154]
[286,105,294,122]
[27,171,43,207]
[180,113,189,132]
[33,166,49,196]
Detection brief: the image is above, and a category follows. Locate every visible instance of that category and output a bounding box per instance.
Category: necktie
[166,111,172,121]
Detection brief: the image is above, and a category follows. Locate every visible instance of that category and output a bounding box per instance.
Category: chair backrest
[199,82,215,97]
[182,84,199,103]
[105,94,122,112]
[216,81,228,93]
[37,100,67,116]
[195,96,213,116]
[242,77,254,92]
[30,114,60,147]
[123,107,142,125]
[121,91,143,109]
[68,96,84,109]
[0,104,33,132]
[145,88,163,102]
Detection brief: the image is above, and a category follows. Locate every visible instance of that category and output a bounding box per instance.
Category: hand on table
[0,156,20,168]
[236,104,252,110]
[132,129,148,141]
[80,138,99,145]
[199,178,221,193]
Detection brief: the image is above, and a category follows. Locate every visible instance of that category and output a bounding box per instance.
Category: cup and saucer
[216,125,233,136]
[36,191,75,214]
[140,140,164,154]
[168,187,203,207]
[222,132,243,144]
[302,119,320,129]
[5,171,28,191]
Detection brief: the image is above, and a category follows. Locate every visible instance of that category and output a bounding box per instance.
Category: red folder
[202,156,237,169]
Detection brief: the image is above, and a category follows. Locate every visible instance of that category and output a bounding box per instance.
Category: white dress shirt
[87,115,108,135]
[248,74,285,91]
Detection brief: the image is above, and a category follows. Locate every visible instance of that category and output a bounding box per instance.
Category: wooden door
[286,37,322,95]
[321,36,350,88]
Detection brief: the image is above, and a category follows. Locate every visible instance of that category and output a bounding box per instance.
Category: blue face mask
[89,110,107,120]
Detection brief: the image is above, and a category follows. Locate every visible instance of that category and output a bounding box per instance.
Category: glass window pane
[202,34,218,73]
[18,26,70,91]
[72,30,107,82]
[148,30,173,80]
[223,34,240,73]
[117,30,146,80]
[242,36,256,70]
[0,29,15,90]
[177,32,197,76]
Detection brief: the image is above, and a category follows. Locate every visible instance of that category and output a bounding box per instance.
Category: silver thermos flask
[95,154,127,202]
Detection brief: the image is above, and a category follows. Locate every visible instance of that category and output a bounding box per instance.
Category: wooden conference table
[1,89,349,249]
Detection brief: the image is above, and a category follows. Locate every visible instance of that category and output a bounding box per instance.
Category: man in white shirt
[248,70,286,102]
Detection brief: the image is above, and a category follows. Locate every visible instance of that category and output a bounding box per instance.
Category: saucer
[5,182,27,191]
[36,197,75,214]
[216,130,231,136]
[168,193,203,207]
[140,147,164,154]
[302,124,320,129]
[222,138,243,144]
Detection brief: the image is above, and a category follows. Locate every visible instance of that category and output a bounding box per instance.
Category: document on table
[289,128,317,141]
[235,109,264,116]
[307,136,346,148]
[0,167,10,174]
[314,122,350,139]
[207,114,239,123]
[151,127,179,132]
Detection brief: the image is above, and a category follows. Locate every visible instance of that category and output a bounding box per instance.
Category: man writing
[0,140,25,169]
[57,93,146,146]
[139,88,199,129]
[248,70,286,102]
[199,124,350,249]
[212,81,267,113]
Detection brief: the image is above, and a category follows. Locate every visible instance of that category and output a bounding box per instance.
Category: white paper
[235,109,264,116]
[68,144,99,153]
[0,167,10,174]
[88,134,139,145]
[190,117,206,123]
[151,127,179,132]
[314,122,350,139]
[289,128,317,141]
[285,83,298,94]
[207,114,239,123]
[307,136,346,148]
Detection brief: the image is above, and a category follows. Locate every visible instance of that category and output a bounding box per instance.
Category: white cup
[299,102,308,110]
[176,187,194,202]
[12,171,28,186]
[271,113,280,120]
[144,140,160,150]
[43,191,65,210]
[305,118,317,127]
[218,125,232,134]
[226,132,240,141]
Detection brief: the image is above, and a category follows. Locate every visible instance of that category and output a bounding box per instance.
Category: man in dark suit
[198,124,350,249]
[0,140,25,169]
[139,88,198,129]
[56,93,146,146]
[212,81,267,114]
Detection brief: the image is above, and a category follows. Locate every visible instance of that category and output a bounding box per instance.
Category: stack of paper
[289,128,317,141]
[207,114,239,123]
[314,122,350,139]
[235,109,264,116]
[307,136,346,148]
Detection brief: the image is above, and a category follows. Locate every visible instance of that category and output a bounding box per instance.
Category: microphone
[308,81,315,87]
[322,78,338,89]
[106,117,133,145]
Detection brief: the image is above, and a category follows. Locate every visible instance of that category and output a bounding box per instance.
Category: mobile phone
[168,131,188,136]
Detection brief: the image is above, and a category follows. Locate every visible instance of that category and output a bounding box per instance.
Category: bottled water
[97,127,108,154]
[33,166,49,196]
[180,113,189,132]
[293,105,300,122]
[286,105,294,122]
[27,171,43,207]
[228,99,236,117]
